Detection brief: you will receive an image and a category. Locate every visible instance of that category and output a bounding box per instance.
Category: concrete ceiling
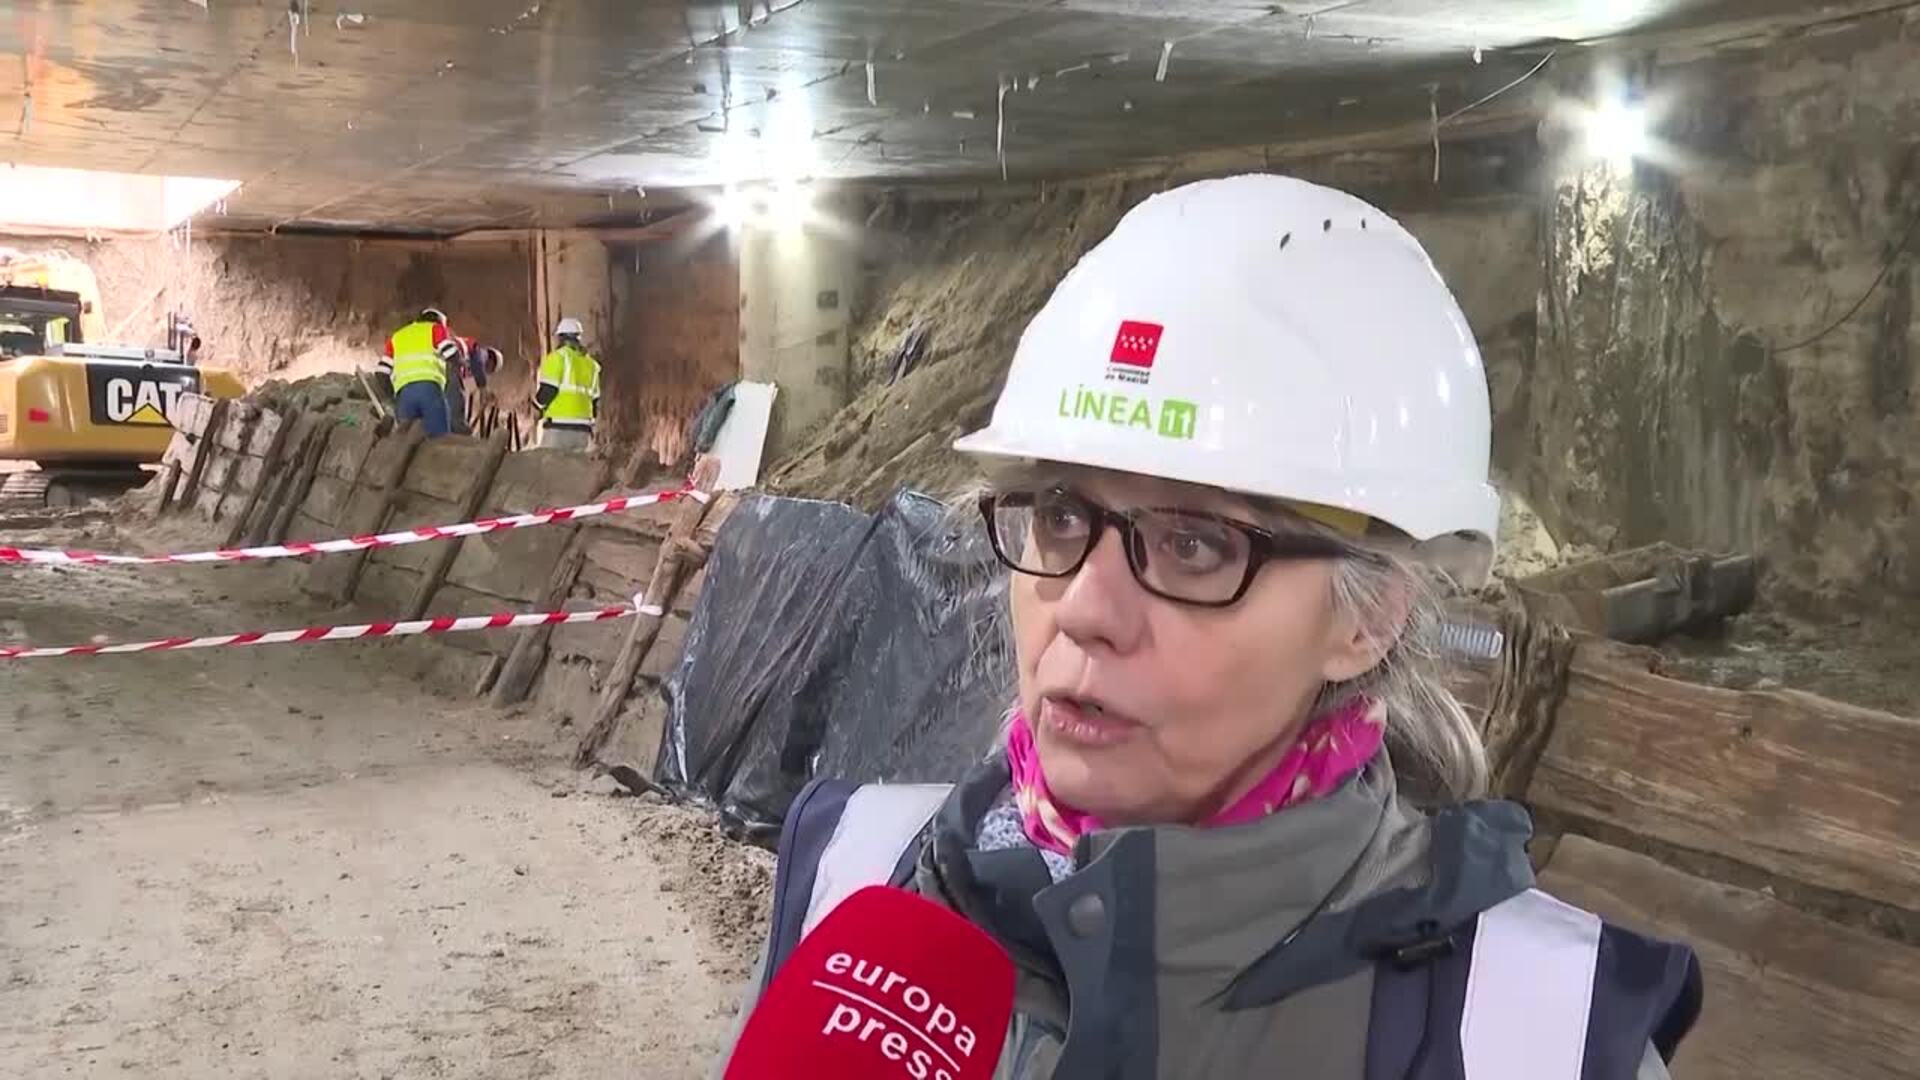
[0,0,1885,234]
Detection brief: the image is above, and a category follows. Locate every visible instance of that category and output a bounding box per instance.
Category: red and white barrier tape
[0,489,708,567]
[0,603,667,660]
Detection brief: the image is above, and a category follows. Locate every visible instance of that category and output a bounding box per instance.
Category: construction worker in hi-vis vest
[533,316,601,452]
[376,307,464,437]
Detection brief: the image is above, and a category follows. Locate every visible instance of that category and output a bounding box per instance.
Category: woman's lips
[1039,696,1138,748]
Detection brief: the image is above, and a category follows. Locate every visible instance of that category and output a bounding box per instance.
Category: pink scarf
[1005,696,1387,856]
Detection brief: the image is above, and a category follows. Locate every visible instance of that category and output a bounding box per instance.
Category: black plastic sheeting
[659,490,1013,836]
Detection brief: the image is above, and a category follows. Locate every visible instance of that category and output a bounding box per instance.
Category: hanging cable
[1772,194,1920,353]
[1438,49,1557,128]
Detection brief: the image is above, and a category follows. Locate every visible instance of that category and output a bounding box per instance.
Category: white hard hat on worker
[954,173,1498,580]
[554,317,584,339]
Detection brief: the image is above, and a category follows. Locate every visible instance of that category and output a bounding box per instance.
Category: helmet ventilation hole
[1279,232,1292,250]
[1361,219,1368,229]
[1323,218,1332,231]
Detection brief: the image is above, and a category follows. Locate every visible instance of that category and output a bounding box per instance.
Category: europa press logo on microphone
[725,886,1015,1080]
[814,950,980,1079]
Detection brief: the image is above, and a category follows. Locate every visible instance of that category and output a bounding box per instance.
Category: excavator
[0,251,244,508]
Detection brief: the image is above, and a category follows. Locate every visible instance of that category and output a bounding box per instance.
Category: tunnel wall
[1521,18,1920,614]
[0,231,542,391]
[766,14,1920,615]
[619,232,742,467]
[2,226,740,465]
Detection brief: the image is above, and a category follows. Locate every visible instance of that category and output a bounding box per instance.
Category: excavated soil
[1658,610,1920,718]
[0,509,769,1079]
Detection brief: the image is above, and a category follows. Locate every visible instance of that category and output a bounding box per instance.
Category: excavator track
[0,468,148,510]
[0,470,51,510]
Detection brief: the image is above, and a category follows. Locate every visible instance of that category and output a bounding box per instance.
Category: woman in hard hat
[728,176,1701,1079]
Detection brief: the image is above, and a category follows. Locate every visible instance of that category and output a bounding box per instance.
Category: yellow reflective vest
[388,321,448,390]
[538,344,601,428]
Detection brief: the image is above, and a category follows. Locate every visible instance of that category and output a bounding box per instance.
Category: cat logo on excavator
[93,367,200,426]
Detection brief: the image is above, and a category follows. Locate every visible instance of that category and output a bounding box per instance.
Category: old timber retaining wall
[1449,614,1920,1080]
[150,394,726,755]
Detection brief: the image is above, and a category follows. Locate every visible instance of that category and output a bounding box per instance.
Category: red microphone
[724,885,1017,1080]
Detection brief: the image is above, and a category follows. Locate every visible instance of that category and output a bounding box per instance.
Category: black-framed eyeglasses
[979,488,1376,608]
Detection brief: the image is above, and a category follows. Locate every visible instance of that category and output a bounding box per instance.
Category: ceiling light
[715,186,751,230]
[1583,94,1649,167]
[766,79,818,182]
[0,165,239,233]
[768,181,815,226]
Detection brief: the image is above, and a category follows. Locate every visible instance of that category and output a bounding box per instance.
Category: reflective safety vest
[757,779,1703,1080]
[389,321,447,390]
[538,344,601,428]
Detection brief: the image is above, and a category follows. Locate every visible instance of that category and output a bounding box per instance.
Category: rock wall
[2,231,540,391]
[769,13,1920,613]
[1523,15,1920,613]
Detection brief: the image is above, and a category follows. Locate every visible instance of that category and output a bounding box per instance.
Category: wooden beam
[206,405,261,523]
[487,456,621,706]
[246,416,313,546]
[403,431,511,621]
[151,460,182,518]
[489,527,593,707]
[173,398,230,512]
[1480,603,1575,798]
[332,421,427,605]
[573,493,713,768]
[1512,542,1758,644]
[473,655,506,698]
[224,407,301,548]
[1529,641,1920,913]
[150,417,199,519]
[1541,836,1920,1080]
[266,420,334,546]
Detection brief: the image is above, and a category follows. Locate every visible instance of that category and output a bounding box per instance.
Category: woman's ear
[1320,574,1412,683]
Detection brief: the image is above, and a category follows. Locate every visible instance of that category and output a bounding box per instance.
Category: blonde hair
[1321,542,1489,803]
[957,463,1489,806]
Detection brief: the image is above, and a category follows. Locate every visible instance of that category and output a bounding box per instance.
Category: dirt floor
[0,510,771,1079]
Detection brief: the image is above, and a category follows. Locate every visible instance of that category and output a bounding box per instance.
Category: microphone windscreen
[724,885,1016,1080]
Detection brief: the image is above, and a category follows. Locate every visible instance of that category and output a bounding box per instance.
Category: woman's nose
[1051,528,1148,653]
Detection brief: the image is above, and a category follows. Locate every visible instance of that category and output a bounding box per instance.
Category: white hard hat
[554,317,584,338]
[954,174,1498,557]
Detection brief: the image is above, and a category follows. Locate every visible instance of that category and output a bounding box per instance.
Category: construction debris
[246,370,375,418]
[1511,542,1758,645]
